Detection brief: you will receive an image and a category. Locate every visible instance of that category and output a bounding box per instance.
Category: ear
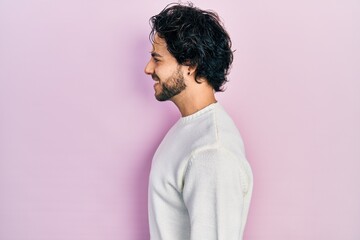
[181,59,197,76]
[187,65,197,76]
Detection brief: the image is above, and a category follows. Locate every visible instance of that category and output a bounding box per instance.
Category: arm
[182,147,252,240]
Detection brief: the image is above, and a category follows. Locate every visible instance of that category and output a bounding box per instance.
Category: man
[144,3,253,240]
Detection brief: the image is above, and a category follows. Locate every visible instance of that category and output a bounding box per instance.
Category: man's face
[144,34,186,101]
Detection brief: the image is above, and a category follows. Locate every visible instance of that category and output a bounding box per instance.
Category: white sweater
[148,102,253,240]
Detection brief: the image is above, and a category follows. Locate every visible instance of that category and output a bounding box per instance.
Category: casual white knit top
[148,102,253,240]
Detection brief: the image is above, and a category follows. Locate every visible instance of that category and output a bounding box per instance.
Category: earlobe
[183,60,197,76]
[187,66,196,76]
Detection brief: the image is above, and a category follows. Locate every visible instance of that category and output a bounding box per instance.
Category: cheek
[154,69,167,82]
[155,64,179,82]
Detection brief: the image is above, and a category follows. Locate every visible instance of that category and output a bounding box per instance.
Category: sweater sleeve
[182,147,251,240]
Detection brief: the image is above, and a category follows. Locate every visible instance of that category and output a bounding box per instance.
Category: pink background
[1,0,359,239]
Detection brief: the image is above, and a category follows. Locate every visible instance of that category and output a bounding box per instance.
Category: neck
[171,84,217,117]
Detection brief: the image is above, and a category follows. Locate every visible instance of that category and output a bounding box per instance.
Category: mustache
[152,74,160,81]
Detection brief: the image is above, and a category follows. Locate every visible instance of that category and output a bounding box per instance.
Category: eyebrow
[151,51,163,58]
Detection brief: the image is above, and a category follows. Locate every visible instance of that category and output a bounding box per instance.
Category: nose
[144,59,154,75]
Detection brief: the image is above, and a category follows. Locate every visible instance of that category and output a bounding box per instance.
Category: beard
[153,67,187,101]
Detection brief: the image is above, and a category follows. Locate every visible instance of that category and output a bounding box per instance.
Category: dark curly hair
[149,2,233,92]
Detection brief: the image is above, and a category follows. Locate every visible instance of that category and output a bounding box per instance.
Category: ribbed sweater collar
[179,102,219,124]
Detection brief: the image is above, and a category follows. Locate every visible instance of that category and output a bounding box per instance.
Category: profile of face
[144,34,187,101]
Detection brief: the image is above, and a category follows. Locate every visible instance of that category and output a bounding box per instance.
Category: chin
[155,95,169,102]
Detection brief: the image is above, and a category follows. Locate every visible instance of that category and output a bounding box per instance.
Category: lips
[153,82,160,90]
[151,74,160,82]
[152,78,160,88]
[151,74,160,89]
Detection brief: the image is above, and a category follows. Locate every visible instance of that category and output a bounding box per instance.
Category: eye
[153,58,160,63]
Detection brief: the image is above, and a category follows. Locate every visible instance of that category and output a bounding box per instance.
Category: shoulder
[188,146,246,168]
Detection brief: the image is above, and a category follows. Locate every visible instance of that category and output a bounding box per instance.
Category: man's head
[145,2,233,101]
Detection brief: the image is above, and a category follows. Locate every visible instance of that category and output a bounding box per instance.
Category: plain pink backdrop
[0,0,359,239]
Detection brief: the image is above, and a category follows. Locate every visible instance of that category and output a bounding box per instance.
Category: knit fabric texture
[148,102,253,240]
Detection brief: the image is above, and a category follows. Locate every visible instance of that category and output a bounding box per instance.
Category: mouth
[151,74,160,82]
[153,82,160,91]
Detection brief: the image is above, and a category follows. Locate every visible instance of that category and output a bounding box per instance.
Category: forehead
[152,34,169,55]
